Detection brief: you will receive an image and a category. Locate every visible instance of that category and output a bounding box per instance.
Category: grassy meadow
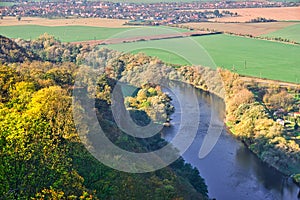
[106,34,300,83]
[0,2,17,7]
[0,25,134,42]
[30,0,300,2]
[1,24,299,83]
[262,23,300,43]
[0,25,189,42]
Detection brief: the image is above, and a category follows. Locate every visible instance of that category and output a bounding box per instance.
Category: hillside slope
[0,35,38,63]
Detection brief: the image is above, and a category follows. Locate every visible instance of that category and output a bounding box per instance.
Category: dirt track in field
[241,76,300,88]
[183,22,298,36]
[0,17,130,27]
[70,31,218,45]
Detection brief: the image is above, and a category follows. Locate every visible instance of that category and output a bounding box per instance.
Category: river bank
[176,66,300,187]
[163,82,299,199]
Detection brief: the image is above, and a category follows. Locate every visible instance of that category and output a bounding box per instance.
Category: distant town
[0,1,299,25]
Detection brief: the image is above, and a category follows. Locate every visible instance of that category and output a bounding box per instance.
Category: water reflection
[236,146,283,191]
[163,82,300,200]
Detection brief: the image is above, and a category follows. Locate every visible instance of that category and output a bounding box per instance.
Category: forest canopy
[0,34,209,199]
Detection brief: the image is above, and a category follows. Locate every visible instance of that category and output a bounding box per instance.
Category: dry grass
[208,7,300,22]
[184,22,297,36]
[0,17,130,27]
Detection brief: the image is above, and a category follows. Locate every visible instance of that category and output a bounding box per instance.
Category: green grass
[106,34,300,83]
[0,2,17,7]
[1,24,299,83]
[33,0,300,2]
[31,0,225,3]
[0,25,189,42]
[109,0,220,2]
[112,0,300,2]
[0,25,134,42]
[132,48,192,65]
[262,23,300,43]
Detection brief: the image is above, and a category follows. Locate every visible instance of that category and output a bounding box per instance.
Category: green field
[263,23,300,43]
[105,0,300,2]
[104,0,220,2]
[106,34,300,83]
[0,25,189,42]
[1,24,299,83]
[0,25,134,42]
[31,0,227,2]
[33,0,300,2]
[131,48,191,65]
[0,2,17,7]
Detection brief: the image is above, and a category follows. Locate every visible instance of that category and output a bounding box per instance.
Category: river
[162,83,299,200]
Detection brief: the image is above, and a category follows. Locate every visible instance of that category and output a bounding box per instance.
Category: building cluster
[0,1,298,25]
[274,108,300,128]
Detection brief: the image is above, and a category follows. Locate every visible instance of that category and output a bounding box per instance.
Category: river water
[162,83,299,200]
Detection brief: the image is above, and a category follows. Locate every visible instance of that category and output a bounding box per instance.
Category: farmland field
[106,34,300,83]
[183,22,297,36]
[0,25,133,42]
[1,23,299,83]
[0,17,129,27]
[207,7,300,22]
[263,23,300,43]
[29,0,300,2]
[0,25,189,42]
[131,48,191,65]
[24,0,234,3]
[0,2,17,7]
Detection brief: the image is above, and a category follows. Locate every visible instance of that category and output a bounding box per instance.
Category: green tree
[213,10,220,17]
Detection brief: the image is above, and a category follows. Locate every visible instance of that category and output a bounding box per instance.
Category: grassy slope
[31,0,300,2]
[0,25,134,42]
[1,24,299,83]
[131,48,192,66]
[0,2,17,7]
[0,25,188,42]
[262,23,300,43]
[105,0,300,2]
[107,34,300,83]
[30,0,225,2]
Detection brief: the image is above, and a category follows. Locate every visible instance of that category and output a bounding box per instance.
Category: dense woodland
[0,35,208,199]
[1,32,299,199]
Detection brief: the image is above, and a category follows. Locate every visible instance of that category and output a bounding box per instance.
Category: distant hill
[0,35,38,63]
